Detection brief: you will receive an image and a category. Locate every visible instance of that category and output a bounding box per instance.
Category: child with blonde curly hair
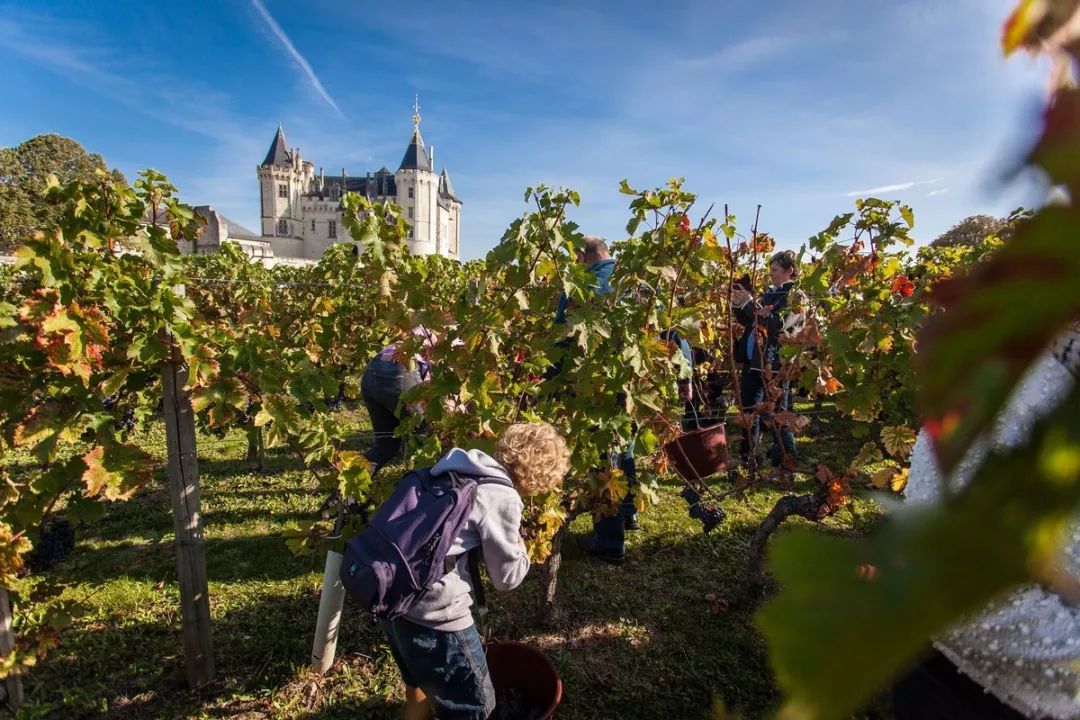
[378,422,569,720]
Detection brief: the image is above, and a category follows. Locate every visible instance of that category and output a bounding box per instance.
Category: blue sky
[0,0,1052,259]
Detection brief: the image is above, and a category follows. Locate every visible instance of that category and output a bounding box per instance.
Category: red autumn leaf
[891,275,915,298]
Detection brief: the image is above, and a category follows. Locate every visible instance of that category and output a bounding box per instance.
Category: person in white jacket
[894,327,1079,719]
[379,422,570,720]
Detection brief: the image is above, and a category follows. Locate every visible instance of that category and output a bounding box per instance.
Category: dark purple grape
[27,517,75,573]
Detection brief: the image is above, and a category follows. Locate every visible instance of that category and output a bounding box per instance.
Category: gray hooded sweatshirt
[405,448,530,631]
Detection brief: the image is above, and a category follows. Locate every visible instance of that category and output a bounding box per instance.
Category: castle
[186,104,461,263]
[187,103,458,264]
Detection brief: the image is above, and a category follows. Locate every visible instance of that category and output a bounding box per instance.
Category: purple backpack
[340,467,512,619]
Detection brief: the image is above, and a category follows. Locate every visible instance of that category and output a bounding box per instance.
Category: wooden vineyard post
[0,588,24,710]
[161,329,215,687]
[311,510,347,674]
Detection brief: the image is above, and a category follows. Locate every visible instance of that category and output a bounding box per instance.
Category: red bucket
[663,421,728,482]
[486,641,562,719]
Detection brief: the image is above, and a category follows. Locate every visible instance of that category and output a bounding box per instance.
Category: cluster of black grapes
[27,517,75,573]
[300,384,349,415]
[236,401,257,425]
[680,486,726,534]
[102,395,136,433]
[115,407,136,433]
[323,390,345,413]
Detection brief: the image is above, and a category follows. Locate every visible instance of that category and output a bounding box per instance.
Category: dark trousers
[360,357,422,469]
[892,651,1028,720]
[738,362,796,466]
[592,448,636,554]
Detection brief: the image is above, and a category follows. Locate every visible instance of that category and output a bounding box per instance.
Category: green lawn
[11,409,893,720]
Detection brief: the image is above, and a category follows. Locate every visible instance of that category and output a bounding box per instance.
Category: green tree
[0,134,126,253]
[930,213,1009,247]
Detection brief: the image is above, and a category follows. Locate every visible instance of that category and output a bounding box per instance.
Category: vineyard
[3,1,1080,719]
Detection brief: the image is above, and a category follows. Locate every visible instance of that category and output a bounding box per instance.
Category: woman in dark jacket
[731,251,799,467]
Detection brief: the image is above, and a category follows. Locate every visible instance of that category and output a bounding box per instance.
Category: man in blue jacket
[555,237,615,324]
[554,237,692,562]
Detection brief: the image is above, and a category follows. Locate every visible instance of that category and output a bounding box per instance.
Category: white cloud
[679,36,798,73]
[249,0,343,117]
[927,188,950,196]
[845,179,941,197]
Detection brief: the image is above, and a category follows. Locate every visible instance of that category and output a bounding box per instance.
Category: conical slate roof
[439,168,459,201]
[262,126,292,167]
[398,129,432,172]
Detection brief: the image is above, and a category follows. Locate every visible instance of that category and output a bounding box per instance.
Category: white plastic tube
[310,549,346,674]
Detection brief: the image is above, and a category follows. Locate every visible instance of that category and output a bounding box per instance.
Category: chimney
[429,145,435,170]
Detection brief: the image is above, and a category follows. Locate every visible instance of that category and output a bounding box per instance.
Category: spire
[261,125,291,167]
[399,95,432,171]
[439,168,458,201]
[399,129,432,171]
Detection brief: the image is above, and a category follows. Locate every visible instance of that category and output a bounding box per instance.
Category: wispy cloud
[927,188,949,197]
[0,12,269,226]
[679,36,797,73]
[678,32,844,74]
[845,179,940,197]
[249,0,343,117]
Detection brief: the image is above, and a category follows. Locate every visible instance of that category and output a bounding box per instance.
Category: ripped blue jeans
[378,617,495,719]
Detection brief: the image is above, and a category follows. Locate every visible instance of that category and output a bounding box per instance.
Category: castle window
[311,220,316,234]
[277,219,289,235]
[408,207,413,220]
[328,220,337,239]
[408,187,414,199]
[278,184,288,198]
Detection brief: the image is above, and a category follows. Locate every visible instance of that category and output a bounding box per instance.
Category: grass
[9,407,893,720]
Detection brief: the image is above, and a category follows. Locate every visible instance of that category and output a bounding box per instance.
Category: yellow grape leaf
[849,442,884,472]
[633,482,660,513]
[337,451,372,499]
[598,468,629,502]
[881,425,917,459]
[1002,0,1047,55]
[890,467,909,493]
[868,466,909,492]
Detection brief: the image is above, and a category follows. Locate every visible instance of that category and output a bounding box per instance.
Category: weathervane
[412,94,421,131]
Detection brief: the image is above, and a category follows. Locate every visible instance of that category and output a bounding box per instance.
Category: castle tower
[394,97,439,255]
[437,168,462,258]
[257,126,313,244]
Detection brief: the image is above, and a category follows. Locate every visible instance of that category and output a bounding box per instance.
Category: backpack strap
[467,546,491,642]
[437,471,513,643]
